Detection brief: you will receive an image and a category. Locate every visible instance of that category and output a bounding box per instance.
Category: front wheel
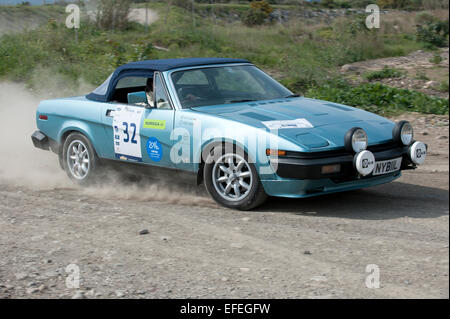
[203,145,267,210]
[62,132,99,185]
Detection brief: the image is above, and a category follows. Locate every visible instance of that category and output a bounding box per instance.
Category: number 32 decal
[112,106,143,161]
[122,121,137,144]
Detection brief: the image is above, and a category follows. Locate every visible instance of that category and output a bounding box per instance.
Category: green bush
[306,81,449,115]
[415,12,436,25]
[95,0,132,31]
[416,20,449,48]
[242,1,273,26]
[429,52,443,64]
[415,70,429,81]
[364,67,404,81]
[439,81,449,93]
[377,0,411,9]
[242,8,268,26]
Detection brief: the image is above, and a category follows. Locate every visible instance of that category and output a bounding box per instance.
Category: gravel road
[0,104,448,298]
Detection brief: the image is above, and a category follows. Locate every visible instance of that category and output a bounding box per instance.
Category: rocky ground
[0,114,448,299]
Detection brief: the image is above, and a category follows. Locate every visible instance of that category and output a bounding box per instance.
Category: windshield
[171,65,293,109]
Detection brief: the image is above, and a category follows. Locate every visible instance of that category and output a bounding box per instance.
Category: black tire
[203,144,267,210]
[62,132,99,185]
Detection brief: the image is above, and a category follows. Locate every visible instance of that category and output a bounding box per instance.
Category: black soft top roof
[118,57,249,72]
[86,58,250,102]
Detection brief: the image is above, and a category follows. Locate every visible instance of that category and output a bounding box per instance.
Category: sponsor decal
[116,154,142,162]
[262,118,313,130]
[146,137,163,162]
[416,148,425,159]
[143,119,166,130]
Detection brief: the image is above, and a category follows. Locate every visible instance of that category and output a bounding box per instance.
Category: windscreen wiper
[284,94,300,98]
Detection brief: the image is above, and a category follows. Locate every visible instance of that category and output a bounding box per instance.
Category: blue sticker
[146,137,162,162]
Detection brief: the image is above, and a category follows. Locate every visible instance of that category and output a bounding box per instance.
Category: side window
[115,77,147,89]
[111,76,148,104]
[154,74,171,110]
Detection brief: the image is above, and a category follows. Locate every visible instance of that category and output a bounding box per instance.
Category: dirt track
[0,112,448,299]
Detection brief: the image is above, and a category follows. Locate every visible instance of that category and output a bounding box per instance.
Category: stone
[311,275,327,282]
[341,64,359,72]
[26,287,39,294]
[72,291,85,299]
[15,273,28,280]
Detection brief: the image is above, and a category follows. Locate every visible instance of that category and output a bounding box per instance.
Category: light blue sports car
[32,58,427,210]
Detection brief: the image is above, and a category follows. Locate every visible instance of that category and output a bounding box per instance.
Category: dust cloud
[0,81,69,189]
[0,80,213,206]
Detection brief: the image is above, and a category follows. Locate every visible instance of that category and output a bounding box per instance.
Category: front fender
[197,127,305,179]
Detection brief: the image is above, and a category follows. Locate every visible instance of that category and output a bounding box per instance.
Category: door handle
[106,109,114,117]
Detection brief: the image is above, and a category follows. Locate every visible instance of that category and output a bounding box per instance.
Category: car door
[100,73,175,168]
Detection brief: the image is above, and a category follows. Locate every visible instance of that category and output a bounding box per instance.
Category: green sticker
[143,119,166,130]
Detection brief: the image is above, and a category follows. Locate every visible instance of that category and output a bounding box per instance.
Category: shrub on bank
[306,81,449,115]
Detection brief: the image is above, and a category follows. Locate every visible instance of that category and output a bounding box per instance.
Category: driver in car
[145,78,154,107]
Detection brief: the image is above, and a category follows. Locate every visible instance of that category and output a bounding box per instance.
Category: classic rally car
[32,58,427,210]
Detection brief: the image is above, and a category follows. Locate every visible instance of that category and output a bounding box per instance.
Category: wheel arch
[57,125,98,169]
[196,138,254,185]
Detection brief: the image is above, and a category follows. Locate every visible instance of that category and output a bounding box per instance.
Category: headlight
[345,127,368,153]
[400,122,414,145]
[393,121,414,146]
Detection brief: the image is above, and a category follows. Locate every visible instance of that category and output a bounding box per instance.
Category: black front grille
[283,141,400,160]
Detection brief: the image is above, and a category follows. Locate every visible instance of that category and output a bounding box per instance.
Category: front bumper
[261,171,402,198]
[270,142,415,182]
[262,142,420,198]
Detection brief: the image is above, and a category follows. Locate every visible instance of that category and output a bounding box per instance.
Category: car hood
[191,97,395,151]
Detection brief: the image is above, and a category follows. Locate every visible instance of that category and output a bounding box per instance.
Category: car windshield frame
[168,64,293,109]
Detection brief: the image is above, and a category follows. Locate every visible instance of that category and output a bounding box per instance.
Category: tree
[95,0,131,31]
[242,1,273,26]
[377,0,411,8]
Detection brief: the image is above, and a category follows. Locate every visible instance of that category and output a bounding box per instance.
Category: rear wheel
[62,132,99,185]
[204,144,267,210]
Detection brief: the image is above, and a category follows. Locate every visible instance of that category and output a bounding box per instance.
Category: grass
[0,2,448,115]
